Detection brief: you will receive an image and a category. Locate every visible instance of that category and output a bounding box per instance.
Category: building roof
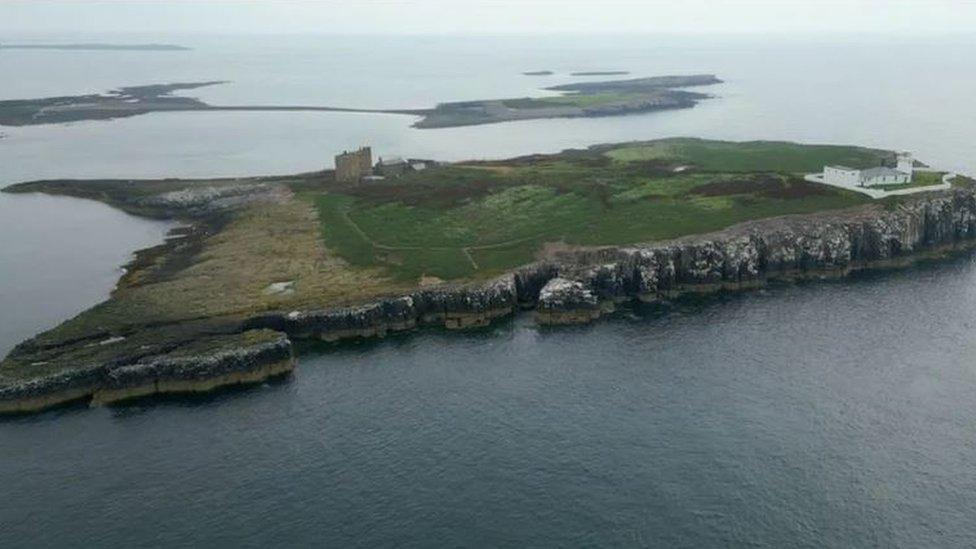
[378,156,405,165]
[860,167,908,179]
[826,165,859,172]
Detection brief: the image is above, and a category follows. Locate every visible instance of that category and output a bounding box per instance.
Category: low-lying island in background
[0,74,721,129]
[2,138,973,414]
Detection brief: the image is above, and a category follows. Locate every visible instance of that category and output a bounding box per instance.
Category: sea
[1,33,976,547]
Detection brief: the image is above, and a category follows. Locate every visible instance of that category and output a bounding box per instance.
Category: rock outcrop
[536,278,601,325]
[245,275,521,340]
[0,330,294,414]
[537,187,976,322]
[138,183,286,215]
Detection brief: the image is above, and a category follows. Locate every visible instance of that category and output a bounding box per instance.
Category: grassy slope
[502,92,637,109]
[310,139,884,280]
[604,138,886,172]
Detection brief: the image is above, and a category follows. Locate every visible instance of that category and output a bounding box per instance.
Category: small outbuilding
[376,156,408,177]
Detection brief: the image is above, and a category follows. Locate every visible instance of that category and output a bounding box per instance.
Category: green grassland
[309,139,889,281]
[502,92,637,109]
[603,138,886,172]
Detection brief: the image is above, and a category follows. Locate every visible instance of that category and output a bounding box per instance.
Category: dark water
[3,257,976,548]
[0,193,174,357]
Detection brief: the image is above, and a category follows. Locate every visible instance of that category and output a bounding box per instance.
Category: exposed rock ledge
[0,330,294,414]
[4,187,975,415]
[536,278,602,325]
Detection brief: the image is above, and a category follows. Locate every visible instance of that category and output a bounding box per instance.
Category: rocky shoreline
[3,185,974,415]
[247,186,976,339]
[0,331,294,414]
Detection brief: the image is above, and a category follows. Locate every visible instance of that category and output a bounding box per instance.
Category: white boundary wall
[805,171,954,199]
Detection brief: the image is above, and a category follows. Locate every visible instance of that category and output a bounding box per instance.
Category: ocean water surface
[3,261,976,547]
[2,33,976,547]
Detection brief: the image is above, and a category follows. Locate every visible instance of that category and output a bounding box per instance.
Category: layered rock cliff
[0,330,294,414]
[547,186,976,315]
[247,187,976,338]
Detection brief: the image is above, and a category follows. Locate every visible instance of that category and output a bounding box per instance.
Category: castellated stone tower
[335,147,373,183]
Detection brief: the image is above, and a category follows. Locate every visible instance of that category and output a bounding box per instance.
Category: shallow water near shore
[0,193,174,357]
[3,33,976,546]
[3,257,976,547]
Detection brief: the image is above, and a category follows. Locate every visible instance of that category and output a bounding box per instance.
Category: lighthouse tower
[896,152,914,180]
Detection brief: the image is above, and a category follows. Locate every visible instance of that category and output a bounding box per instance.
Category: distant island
[0,43,190,51]
[415,74,721,128]
[523,70,554,76]
[571,70,630,76]
[0,74,722,129]
[1,138,972,414]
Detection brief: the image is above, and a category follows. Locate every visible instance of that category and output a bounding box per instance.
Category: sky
[1,0,973,36]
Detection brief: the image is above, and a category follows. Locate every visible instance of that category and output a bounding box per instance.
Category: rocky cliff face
[536,278,602,325]
[245,275,522,340]
[540,187,976,320]
[249,187,976,339]
[0,330,294,414]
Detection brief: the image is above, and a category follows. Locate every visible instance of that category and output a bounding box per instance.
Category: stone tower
[335,147,373,183]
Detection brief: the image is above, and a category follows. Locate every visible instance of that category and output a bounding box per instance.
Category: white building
[823,152,914,187]
[896,151,914,174]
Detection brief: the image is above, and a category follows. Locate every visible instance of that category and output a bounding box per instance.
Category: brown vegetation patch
[565,154,612,168]
[461,154,554,168]
[22,197,412,351]
[622,159,686,178]
[688,175,831,199]
[343,178,512,208]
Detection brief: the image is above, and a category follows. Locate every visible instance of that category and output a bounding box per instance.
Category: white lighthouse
[896,152,914,180]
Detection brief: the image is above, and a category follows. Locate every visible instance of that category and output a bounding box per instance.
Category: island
[570,71,630,76]
[2,138,973,414]
[0,82,227,126]
[413,74,721,128]
[0,43,190,51]
[522,70,554,76]
[0,74,721,129]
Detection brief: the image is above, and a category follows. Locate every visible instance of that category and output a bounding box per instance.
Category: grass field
[503,92,638,109]
[604,138,888,172]
[308,139,884,281]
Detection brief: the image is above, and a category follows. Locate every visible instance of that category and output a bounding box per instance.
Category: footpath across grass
[307,139,883,281]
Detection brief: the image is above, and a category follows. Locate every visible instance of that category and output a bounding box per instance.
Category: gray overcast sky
[1,0,973,36]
